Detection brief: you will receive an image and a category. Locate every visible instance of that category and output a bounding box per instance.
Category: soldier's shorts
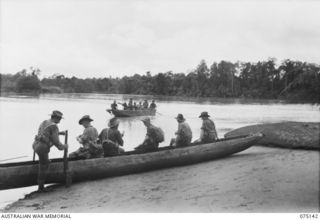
[69,147,91,159]
[134,139,159,153]
[102,141,124,157]
[175,137,192,147]
[201,137,217,144]
[33,142,50,183]
[69,147,103,159]
[33,141,50,165]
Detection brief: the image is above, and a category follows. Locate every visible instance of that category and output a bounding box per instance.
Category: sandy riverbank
[2,146,319,213]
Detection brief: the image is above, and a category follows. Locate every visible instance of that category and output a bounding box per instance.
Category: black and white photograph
[0,0,319,216]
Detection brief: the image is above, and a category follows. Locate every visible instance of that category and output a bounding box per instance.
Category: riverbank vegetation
[1,59,319,102]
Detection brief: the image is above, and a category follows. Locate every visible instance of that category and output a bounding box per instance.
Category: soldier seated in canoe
[142,100,149,109]
[135,117,164,153]
[149,100,157,109]
[32,110,68,192]
[69,115,103,159]
[133,102,138,110]
[99,117,125,157]
[111,100,117,110]
[128,98,134,110]
[107,100,118,113]
[170,114,192,147]
[120,101,128,110]
[194,112,218,144]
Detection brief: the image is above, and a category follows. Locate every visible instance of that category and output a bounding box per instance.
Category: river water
[0,93,319,208]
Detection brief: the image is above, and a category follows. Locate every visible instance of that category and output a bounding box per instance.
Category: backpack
[154,127,165,143]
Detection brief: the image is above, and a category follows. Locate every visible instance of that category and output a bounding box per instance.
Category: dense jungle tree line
[0,59,319,102]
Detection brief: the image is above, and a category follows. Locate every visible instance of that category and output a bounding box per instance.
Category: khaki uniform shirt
[111,103,117,110]
[150,103,157,109]
[79,126,99,148]
[99,128,124,146]
[143,101,149,109]
[33,119,63,153]
[146,124,163,143]
[176,121,192,143]
[200,119,218,143]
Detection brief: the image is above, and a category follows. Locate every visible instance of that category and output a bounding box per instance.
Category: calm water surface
[0,93,319,208]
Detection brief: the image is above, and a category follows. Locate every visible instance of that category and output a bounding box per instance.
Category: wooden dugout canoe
[108,108,156,117]
[225,122,320,150]
[0,133,263,190]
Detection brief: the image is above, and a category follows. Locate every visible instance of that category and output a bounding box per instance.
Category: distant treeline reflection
[1,59,319,102]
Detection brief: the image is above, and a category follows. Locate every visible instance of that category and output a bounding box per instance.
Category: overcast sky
[1,0,319,78]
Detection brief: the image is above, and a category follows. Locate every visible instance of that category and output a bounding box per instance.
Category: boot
[37,181,50,192]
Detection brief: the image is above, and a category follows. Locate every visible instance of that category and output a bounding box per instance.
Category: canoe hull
[225,122,320,150]
[0,134,262,190]
[111,109,156,117]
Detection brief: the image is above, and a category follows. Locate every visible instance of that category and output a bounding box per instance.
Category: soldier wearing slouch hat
[32,110,68,192]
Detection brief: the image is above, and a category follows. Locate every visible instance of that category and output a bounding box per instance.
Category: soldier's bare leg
[37,151,50,192]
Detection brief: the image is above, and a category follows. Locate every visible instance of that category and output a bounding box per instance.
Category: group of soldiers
[169,111,218,147]
[32,109,218,192]
[111,98,157,111]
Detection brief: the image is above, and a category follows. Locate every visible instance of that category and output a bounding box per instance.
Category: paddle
[63,130,72,187]
[0,156,28,163]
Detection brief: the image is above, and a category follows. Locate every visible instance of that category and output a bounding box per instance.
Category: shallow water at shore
[0,93,319,209]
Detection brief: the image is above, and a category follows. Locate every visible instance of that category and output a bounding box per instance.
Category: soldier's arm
[201,121,210,132]
[175,124,182,135]
[145,126,156,138]
[80,128,92,143]
[98,130,104,143]
[146,128,153,139]
[50,125,64,150]
[117,131,124,146]
[180,124,188,136]
[212,123,218,138]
